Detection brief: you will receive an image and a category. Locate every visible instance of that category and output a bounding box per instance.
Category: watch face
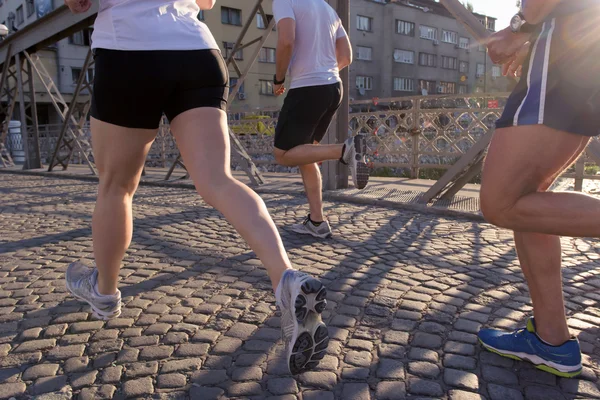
[510,14,522,31]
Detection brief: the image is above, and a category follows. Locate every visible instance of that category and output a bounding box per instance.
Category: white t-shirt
[92,0,219,51]
[272,0,347,89]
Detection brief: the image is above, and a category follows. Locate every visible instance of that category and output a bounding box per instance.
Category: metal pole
[323,0,350,190]
[25,56,41,168]
[336,0,350,189]
[15,52,32,170]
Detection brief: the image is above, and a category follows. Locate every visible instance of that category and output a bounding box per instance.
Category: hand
[64,0,92,14]
[487,27,531,65]
[502,42,530,78]
[274,83,286,96]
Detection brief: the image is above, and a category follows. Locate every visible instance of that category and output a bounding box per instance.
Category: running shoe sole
[65,274,121,320]
[288,278,329,375]
[289,224,333,239]
[479,339,582,378]
[352,135,369,190]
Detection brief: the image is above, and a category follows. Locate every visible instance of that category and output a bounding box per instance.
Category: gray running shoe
[341,134,369,189]
[66,262,122,320]
[277,269,329,375]
[290,216,332,239]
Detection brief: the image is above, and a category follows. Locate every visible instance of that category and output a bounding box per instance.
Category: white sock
[92,273,119,299]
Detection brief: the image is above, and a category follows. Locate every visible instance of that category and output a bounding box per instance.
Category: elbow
[340,53,352,69]
[197,0,216,10]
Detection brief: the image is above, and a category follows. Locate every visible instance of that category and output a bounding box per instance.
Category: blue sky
[468,0,519,29]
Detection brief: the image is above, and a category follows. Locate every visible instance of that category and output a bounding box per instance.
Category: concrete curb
[0,168,485,222]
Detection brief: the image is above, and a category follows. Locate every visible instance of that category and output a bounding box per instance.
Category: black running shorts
[496,2,600,136]
[91,49,228,129]
[274,82,342,151]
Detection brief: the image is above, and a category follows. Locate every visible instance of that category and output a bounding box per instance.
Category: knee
[193,172,234,206]
[98,170,140,199]
[274,149,295,166]
[480,184,513,228]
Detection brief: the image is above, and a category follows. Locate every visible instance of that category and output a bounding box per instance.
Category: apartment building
[0,0,507,122]
[0,0,283,125]
[349,0,509,100]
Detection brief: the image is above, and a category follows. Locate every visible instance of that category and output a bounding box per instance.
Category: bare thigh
[91,118,157,190]
[480,125,590,212]
[168,108,231,189]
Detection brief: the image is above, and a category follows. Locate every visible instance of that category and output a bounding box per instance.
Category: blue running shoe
[478,318,582,378]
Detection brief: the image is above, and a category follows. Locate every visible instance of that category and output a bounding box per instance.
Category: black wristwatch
[510,12,537,34]
[273,74,285,85]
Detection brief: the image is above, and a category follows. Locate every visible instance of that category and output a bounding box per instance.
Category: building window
[459,37,469,49]
[459,61,469,74]
[492,65,502,78]
[439,82,456,94]
[418,53,437,67]
[221,7,242,26]
[458,84,468,94]
[420,25,437,41]
[356,76,373,91]
[356,46,372,61]
[16,5,24,25]
[26,0,34,17]
[486,19,495,31]
[198,10,204,20]
[258,47,276,63]
[476,63,485,77]
[393,77,414,92]
[259,80,274,95]
[393,49,414,64]
[257,14,274,29]
[419,80,436,94]
[396,20,415,36]
[229,78,245,95]
[72,68,94,84]
[478,43,486,52]
[69,28,92,46]
[357,15,372,32]
[441,56,458,70]
[442,30,458,44]
[223,42,243,60]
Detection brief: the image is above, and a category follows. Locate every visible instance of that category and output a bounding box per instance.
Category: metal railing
[17,93,600,189]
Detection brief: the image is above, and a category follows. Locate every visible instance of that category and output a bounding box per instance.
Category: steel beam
[418,0,493,203]
[0,4,97,67]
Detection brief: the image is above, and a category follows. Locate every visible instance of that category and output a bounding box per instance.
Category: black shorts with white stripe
[496,2,600,137]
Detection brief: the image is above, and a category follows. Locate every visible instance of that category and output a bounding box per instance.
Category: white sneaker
[276,269,329,375]
[341,135,369,189]
[289,216,333,239]
[66,262,121,320]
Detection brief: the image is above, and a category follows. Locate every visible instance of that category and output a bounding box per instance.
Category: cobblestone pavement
[1,173,600,400]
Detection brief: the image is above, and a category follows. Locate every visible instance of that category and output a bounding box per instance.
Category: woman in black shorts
[63,0,329,375]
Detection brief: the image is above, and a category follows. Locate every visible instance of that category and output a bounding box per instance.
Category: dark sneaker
[290,216,332,239]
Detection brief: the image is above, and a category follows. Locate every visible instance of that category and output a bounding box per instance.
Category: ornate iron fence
[28,94,599,185]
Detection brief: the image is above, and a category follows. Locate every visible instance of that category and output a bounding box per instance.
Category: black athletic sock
[339,144,347,165]
[308,214,323,226]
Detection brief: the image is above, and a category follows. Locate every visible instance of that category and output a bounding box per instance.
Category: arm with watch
[487,0,564,73]
[273,17,295,96]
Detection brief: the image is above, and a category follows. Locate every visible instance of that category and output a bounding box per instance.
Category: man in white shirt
[272,0,369,239]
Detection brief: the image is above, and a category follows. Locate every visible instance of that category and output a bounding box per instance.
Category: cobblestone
[2,174,600,400]
[122,376,154,397]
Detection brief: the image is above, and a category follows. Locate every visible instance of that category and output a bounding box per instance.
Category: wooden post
[574,157,584,192]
